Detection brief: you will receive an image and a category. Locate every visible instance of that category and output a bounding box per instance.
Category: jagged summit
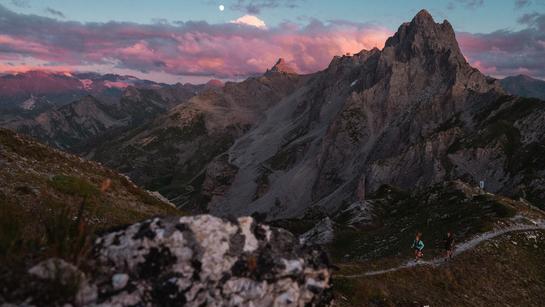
[413,9,434,23]
[266,58,297,75]
[384,9,460,57]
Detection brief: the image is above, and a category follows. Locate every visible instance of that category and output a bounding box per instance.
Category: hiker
[444,231,455,261]
[412,232,425,262]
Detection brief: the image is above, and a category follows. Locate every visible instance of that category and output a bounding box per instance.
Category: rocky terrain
[91,60,305,208]
[500,74,545,100]
[198,10,545,219]
[2,215,332,306]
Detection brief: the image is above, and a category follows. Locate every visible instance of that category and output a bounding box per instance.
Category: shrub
[43,200,94,266]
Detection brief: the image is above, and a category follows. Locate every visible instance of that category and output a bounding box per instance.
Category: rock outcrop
[266,58,298,75]
[24,215,332,306]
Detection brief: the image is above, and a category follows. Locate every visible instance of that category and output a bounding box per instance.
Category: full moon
[219,4,225,11]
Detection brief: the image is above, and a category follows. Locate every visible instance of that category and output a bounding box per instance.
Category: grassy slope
[334,229,545,306]
[329,182,527,263]
[0,128,184,304]
[327,183,545,306]
[0,128,180,260]
[276,181,545,306]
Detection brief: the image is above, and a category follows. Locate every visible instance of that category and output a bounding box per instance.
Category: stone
[36,215,332,306]
[112,273,129,290]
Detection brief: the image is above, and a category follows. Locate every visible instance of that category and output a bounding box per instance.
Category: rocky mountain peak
[266,58,297,75]
[384,9,461,60]
[412,8,434,24]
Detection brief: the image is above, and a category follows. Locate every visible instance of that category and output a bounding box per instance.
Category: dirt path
[336,218,545,278]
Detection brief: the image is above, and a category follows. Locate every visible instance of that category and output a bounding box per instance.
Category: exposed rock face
[92,67,305,207]
[266,58,297,75]
[24,215,332,306]
[205,10,545,218]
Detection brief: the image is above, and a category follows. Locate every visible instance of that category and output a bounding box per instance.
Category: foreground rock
[27,215,332,306]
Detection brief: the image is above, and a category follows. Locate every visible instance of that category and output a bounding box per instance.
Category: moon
[219,4,225,11]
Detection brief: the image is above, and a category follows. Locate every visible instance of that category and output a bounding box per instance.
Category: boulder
[27,215,332,306]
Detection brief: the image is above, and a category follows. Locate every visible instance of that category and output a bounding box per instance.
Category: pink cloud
[3,4,544,81]
[0,4,391,81]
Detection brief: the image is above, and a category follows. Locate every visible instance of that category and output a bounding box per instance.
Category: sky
[0,0,544,83]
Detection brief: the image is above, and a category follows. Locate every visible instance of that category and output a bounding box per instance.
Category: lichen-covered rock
[84,215,331,306]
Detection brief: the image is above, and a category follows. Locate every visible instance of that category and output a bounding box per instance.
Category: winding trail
[336,218,545,278]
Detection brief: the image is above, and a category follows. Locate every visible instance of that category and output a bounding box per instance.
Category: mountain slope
[0,83,203,152]
[0,128,179,239]
[0,71,166,111]
[335,228,545,306]
[2,95,122,150]
[92,62,305,208]
[88,10,545,218]
[500,74,545,100]
[205,10,541,219]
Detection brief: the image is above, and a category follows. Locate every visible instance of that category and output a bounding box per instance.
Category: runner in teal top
[412,232,425,262]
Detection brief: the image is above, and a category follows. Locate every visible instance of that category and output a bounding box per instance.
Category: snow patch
[104,80,130,89]
[80,79,94,90]
[21,96,37,110]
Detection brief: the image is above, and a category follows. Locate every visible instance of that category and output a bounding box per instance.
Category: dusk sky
[1,0,544,83]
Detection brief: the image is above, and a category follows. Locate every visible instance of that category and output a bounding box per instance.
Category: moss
[49,175,99,199]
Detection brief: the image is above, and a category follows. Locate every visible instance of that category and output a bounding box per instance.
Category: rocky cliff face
[203,10,545,218]
[13,215,331,306]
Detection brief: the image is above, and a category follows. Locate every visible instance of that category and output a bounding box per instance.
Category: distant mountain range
[500,74,545,100]
[0,71,223,151]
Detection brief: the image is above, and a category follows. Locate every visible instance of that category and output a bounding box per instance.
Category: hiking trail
[336,217,545,278]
